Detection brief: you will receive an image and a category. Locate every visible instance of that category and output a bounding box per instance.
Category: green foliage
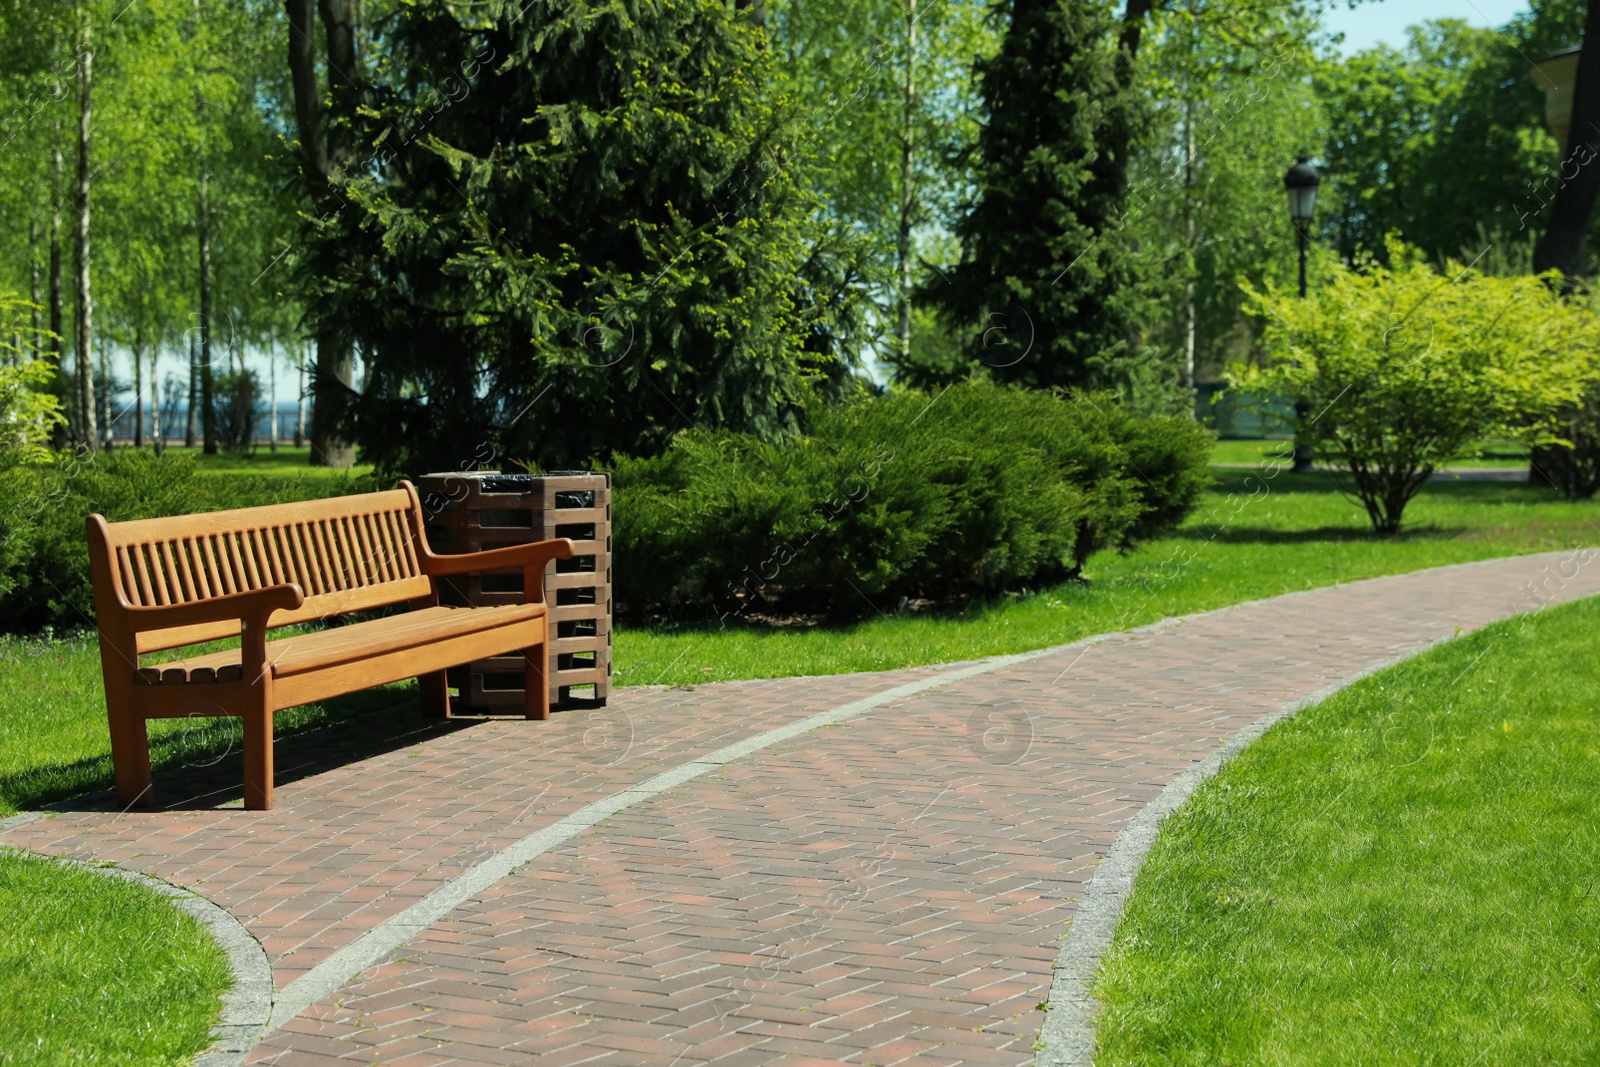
[0,297,64,465]
[770,0,995,371]
[0,450,375,632]
[0,295,66,609]
[0,0,303,453]
[305,0,862,475]
[612,383,1211,618]
[1130,2,1321,387]
[1230,240,1600,533]
[890,305,971,390]
[1316,19,1557,265]
[921,0,1168,407]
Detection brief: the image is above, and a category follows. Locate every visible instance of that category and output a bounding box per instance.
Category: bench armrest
[420,538,577,578]
[122,585,306,633]
[420,538,576,605]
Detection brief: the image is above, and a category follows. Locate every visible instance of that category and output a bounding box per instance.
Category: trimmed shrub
[0,450,378,632]
[1232,239,1600,533]
[613,382,1212,619]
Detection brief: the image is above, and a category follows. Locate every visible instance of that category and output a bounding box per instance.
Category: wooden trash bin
[415,471,611,710]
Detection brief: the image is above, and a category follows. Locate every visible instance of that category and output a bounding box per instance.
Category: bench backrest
[91,486,432,654]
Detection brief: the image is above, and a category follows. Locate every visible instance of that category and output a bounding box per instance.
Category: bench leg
[108,705,155,809]
[525,641,550,721]
[419,670,452,719]
[242,693,275,811]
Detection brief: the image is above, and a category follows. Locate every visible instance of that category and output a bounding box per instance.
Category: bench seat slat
[136,664,244,685]
[135,603,546,685]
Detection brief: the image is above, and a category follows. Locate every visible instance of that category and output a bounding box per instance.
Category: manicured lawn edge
[2,848,273,1067]
[1035,566,1598,1065]
[1066,593,1600,1064]
[1033,635,1451,1065]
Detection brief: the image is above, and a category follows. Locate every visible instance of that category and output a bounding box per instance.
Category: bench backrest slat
[95,488,433,655]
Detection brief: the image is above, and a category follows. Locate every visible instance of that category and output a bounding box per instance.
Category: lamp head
[1284,156,1320,229]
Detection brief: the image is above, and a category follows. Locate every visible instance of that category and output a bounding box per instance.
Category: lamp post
[1284,157,1320,471]
[1284,157,1319,297]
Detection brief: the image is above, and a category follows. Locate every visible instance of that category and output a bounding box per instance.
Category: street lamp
[1284,157,1320,298]
[1283,157,1319,471]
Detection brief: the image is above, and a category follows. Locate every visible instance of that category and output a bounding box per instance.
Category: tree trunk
[287,0,359,468]
[319,0,356,164]
[295,350,306,448]
[308,327,354,466]
[98,330,111,446]
[315,0,357,467]
[1181,88,1197,395]
[1118,0,1155,75]
[149,347,163,453]
[186,331,197,446]
[1533,0,1600,279]
[198,149,216,453]
[28,217,42,361]
[895,0,917,370]
[74,9,96,451]
[133,325,144,447]
[50,140,64,368]
[285,0,327,180]
[268,349,279,453]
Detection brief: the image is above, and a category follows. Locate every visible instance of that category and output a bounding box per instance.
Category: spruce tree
[299,0,856,473]
[924,0,1165,402]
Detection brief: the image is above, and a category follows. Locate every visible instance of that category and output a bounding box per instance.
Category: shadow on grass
[1177,523,1474,545]
[1207,468,1558,503]
[1,687,506,813]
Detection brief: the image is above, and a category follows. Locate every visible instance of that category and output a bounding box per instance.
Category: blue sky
[1320,0,1532,55]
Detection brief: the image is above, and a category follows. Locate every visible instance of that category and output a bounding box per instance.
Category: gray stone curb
[38,856,273,1067]
[1032,636,1455,1066]
[0,810,46,832]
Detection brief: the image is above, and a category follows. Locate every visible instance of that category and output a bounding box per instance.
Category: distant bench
[86,481,574,810]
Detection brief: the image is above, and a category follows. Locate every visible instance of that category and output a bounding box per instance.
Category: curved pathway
[4,552,1595,1066]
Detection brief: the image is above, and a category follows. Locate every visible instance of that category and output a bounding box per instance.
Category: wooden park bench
[86,481,574,810]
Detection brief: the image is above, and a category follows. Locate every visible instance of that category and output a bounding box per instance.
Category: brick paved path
[4,553,1595,1066]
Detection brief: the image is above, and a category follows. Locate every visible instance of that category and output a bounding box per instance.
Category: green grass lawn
[173,443,376,479]
[1094,594,1600,1065]
[0,850,233,1065]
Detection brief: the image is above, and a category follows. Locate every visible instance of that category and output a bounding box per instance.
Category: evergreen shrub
[612,383,1211,619]
[0,450,375,632]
